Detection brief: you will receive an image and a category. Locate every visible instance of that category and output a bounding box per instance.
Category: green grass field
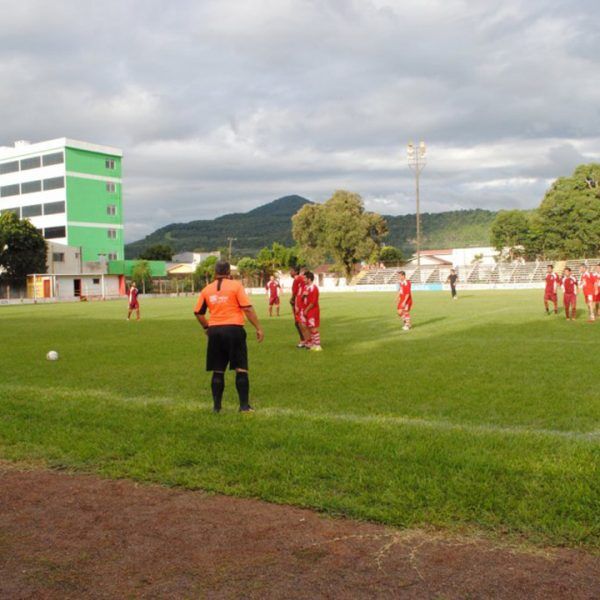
[1,290,599,548]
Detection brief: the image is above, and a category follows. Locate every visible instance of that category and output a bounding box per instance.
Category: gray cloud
[1,0,599,241]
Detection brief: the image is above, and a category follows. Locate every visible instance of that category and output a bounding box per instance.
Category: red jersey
[128,287,139,307]
[562,275,578,295]
[580,271,595,295]
[292,275,305,311]
[398,279,412,300]
[303,283,320,315]
[545,273,561,294]
[266,280,280,299]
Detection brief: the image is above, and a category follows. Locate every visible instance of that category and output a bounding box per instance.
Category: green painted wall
[65,147,122,178]
[68,225,123,262]
[108,260,167,277]
[66,177,122,224]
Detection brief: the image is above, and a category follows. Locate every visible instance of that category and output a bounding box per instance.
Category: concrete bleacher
[355,259,600,286]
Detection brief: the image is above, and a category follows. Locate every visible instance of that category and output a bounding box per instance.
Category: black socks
[211,372,225,411]
[235,371,250,409]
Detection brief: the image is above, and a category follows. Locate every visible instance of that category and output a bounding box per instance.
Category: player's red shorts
[595,293,600,303]
[397,298,413,312]
[295,308,305,324]
[544,292,557,302]
[269,296,280,306]
[583,290,595,303]
[563,293,576,308]
[305,310,320,328]
[129,301,139,310]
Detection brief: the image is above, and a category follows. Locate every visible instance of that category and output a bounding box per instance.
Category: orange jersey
[194,278,252,327]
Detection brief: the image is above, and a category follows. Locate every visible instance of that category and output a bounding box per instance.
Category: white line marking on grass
[259,407,600,444]
[2,383,599,444]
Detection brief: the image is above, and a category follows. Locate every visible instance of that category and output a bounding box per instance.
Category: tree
[194,255,218,288]
[490,210,530,261]
[533,163,600,259]
[0,212,47,285]
[378,246,403,266]
[139,244,173,261]
[131,260,153,293]
[237,257,260,286]
[292,190,388,279]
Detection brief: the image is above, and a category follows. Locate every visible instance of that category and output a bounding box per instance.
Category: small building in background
[171,251,220,267]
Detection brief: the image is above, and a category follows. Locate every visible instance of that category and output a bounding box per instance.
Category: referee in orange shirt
[194,261,264,412]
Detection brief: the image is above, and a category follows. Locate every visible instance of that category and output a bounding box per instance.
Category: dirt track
[0,463,599,599]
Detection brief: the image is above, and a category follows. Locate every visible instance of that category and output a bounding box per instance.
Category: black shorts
[206,325,248,372]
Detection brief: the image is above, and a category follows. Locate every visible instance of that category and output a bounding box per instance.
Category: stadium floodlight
[407,140,426,269]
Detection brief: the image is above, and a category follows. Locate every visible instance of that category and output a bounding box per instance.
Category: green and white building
[0,138,123,262]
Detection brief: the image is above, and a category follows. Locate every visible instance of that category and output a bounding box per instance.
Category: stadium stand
[356,259,600,286]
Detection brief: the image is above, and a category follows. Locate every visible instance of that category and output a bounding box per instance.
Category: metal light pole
[226,237,237,261]
[407,141,427,270]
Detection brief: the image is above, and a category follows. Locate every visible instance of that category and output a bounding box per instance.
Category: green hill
[125,195,497,258]
[125,195,312,258]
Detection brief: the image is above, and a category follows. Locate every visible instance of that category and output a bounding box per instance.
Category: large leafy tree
[237,257,260,286]
[194,255,218,288]
[138,244,173,261]
[378,246,403,266]
[292,190,388,279]
[0,212,47,284]
[533,163,600,259]
[131,260,153,292]
[490,210,531,260]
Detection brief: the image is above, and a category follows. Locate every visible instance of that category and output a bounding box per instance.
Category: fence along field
[0,289,598,548]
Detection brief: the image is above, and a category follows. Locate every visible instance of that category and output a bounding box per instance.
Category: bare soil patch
[0,463,598,599]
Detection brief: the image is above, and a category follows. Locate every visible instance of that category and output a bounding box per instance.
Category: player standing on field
[127,282,140,321]
[579,264,596,322]
[397,271,413,331]
[544,264,561,315]
[446,268,458,300]
[194,260,264,413]
[290,267,310,348]
[561,267,578,321]
[302,271,322,351]
[594,264,600,317]
[265,275,282,317]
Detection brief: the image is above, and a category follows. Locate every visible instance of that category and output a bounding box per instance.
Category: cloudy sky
[1,0,599,241]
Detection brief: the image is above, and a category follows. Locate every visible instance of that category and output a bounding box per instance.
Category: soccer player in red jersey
[561,267,578,320]
[265,275,282,317]
[543,264,560,315]
[594,263,600,317]
[397,271,412,330]
[302,271,322,351]
[579,264,596,322]
[127,282,140,321]
[290,267,310,348]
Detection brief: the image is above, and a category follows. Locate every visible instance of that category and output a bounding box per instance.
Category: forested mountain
[125,195,312,258]
[125,195,496,258]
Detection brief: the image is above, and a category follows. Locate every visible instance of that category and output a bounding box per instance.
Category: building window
[52,252,65,262]
[44,226,66,239]
[42,152,64,166]
[44,201,65,215]
[0,184,20,197]
[108,253,117,260]
[20,156,41,171]
[93,278,100,285]
[0,161,19,174]
[105,159,115,170]
[43,176,64,191]
[106,182,116,193]
[107,229,117,239]
[21,180,42,194]
[22,204,43,218]
[107,204,117,216]
[1,207,20,217]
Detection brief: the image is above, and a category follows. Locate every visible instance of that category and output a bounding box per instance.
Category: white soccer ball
[46,350,59,361]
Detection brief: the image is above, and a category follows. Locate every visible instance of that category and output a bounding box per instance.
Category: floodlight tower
[407,141,427,269]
